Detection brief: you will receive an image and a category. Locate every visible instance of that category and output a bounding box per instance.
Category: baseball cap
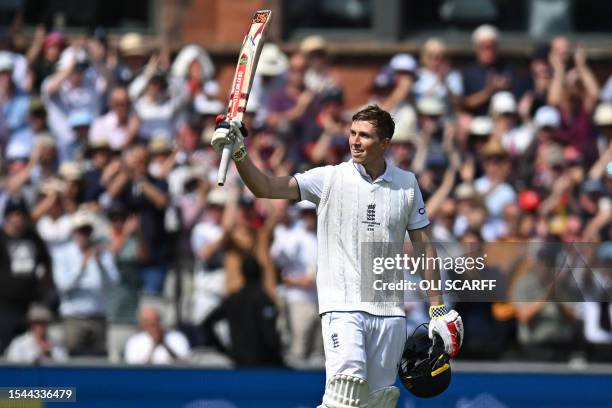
[257,43,288,76]
[372,67,395,90]
[417,96,445,116]
[490,92,517,115]
[68,110,94,128]
[71,210,94,230]
[5,141,33,161]
[594,103,612,127]
[44,32,65,48]
[320,87,344,105]
[518,190,541,212]
[0,52,14,72]
[454,182,478,200]
[27,304,53,324]
[469,116,494,136]
[389,53,418,73]
[59,161,83,181]
[119,33,148,57]
[4,196,29,216]
[207,188,228,206]
[534,106,561,129]
[300,36,327,55]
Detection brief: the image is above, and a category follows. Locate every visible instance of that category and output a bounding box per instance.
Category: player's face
[349,120,389,166]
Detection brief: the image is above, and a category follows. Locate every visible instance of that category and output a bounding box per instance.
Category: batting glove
[211,116,249,162]
[428,305,463,358]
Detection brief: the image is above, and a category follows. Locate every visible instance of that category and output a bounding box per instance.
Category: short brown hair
[351,105,395,139]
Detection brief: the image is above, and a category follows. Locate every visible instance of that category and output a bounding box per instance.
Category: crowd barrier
[0,363,610,407]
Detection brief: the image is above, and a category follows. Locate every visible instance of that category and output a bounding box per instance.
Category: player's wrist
[429,304,449,319]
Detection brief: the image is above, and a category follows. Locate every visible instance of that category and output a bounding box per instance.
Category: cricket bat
[217,9,272,186]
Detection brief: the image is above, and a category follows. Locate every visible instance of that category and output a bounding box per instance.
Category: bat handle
[217,142,234,186]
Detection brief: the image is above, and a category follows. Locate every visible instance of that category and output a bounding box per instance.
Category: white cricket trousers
[321,311,406,392]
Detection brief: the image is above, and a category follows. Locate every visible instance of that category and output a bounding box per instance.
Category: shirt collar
[350,159,393,183]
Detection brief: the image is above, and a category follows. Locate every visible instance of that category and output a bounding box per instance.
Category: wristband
[429,304,449,319]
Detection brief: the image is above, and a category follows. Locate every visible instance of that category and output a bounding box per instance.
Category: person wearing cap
[51,209,119,356]
[106,203,146,362]
[461,24,520,116]
[474,140,517,240]
[380,53,418,113]
[128,53,190,141]
[593,103,612,153]
[107,143,170,295]
[267,53,316,139]
[116,33,150,84]
[170,44,216,101]
[0,195,54,354]
[89,85,140,150]
[26,26,65,90]
[548,43,600,165]
[32,178,72,250]
[414,37,462,109]
[42,45,107,158]
[5,303,68,363]
[190,187,228,326]
[269,200,321,363]
[4,97,50,161]
[0,50,30,138]
[300,35,338,94]
[305,87,348,166]
[489,91,534,156]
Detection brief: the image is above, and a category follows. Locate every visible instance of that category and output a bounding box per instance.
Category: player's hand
[428,305,463,358]
[211,116,249,162]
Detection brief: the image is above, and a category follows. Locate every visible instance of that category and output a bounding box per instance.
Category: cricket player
[212,105,463,407]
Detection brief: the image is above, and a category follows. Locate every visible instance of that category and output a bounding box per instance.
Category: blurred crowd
[0,22,611,367]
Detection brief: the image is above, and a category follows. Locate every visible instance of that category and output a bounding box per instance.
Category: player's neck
[363,159,386,181]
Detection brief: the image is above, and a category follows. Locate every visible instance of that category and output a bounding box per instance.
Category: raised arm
[211,120,299,200]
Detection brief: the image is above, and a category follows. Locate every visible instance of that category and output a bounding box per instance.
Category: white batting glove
[211,117,248,162]
[428,305,463,358]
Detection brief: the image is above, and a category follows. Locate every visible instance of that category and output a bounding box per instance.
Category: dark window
[23,0,152,31]
[283,0,373,36]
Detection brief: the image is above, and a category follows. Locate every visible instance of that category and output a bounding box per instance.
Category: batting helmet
[398,323,452,398]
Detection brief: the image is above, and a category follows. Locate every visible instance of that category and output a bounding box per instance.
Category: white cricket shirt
[294,160,429,316]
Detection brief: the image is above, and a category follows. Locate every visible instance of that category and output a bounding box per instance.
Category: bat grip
[217,142,234,186]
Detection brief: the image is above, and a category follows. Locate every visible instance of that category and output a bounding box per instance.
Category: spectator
[5,303,67,363]
[267,53,316,141]
[42,46,107,156]
[474,140,516,240]
[82,140,113,204]
[33,178,72,250]
[128,55,189,140]
[89,85,139,150]
[51,210,119,355]
[190,188,227,327]
[271,201,320,363]
[115,33,151,85]
[106,203,146,362]
[248,43,288,128]
[414,37,462,110]
[107,143,169,296]
[0,51,29,141]
[124,305,190,364]
[26,28,65,91]
[548,44,600,164]
[0,196,54,353]
[201,230,284,367]
[461,25,522,116]
[511,245,577,361]
[6,98,49,155]
[299,36,338,94]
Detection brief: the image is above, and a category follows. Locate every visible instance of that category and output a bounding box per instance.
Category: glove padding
[211,117,248,162]
[428,306,463,358]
